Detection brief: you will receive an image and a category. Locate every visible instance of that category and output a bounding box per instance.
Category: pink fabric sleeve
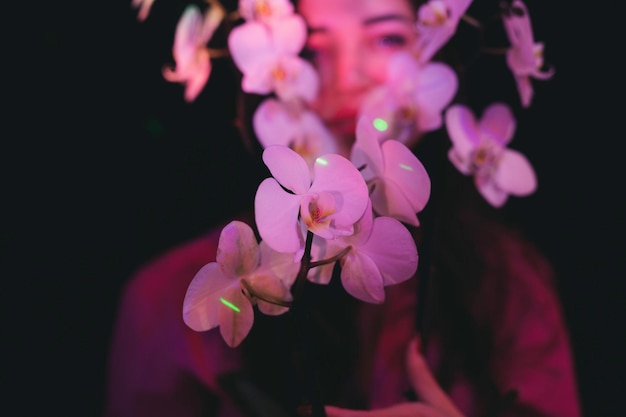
[483,233,582,417]
[103,229,243,417]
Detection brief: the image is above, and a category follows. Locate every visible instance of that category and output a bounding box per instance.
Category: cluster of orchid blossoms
[131,0,554,347]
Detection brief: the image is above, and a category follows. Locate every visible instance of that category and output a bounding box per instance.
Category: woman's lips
[325,111,359,135]
[327,120,356,138]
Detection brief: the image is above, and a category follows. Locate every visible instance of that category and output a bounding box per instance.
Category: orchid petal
[413,62,458,131]
[494,149,537,196]
[250,242,295,316]
[218,286,254,347]
[477,180,508,208]
[267,14,307,55]
[362,217,418,286]
[253,98,295,148]
[309,154,369,227]
[382,140,431,213]
[308,234,343,284]
[445,104,479,159]
[274,56,320,103]
[255,178,304,253]
[216,221,260,277]
[258,240,300,287]
[342,201,374,247]
[228,21,273,74]
[182,263,234,332]
[370,180,420,226]
[479,103,516,145]
[341,251,385,304]
[358,86,397,142]
[351,116,384,180]
[447,148,472,175]
[263,145,311,194]
[514,75,533,108]
[238,0,294,22]
[240,57,276,95]
[173,5,203,62]
[183,50,211,102]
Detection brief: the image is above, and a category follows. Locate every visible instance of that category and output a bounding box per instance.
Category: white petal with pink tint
[216,221,260,277]
[262,145,311,194]
[413,62,459,131]
[255,178,304,253]
[217,286,254,347]
[183,263,235,332]
[382,140,431,214]
[494,149,537,196]
[341,252,386,303]
[479,102,516,146]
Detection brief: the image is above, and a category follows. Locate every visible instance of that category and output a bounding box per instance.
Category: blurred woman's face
[297,0,417,152]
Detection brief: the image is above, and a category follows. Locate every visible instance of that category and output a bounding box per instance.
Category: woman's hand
[323,336,465,417]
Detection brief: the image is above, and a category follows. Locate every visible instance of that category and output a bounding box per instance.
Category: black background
[9,0,622,416]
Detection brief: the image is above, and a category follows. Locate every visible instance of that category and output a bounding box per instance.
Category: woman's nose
[332,43,370,92]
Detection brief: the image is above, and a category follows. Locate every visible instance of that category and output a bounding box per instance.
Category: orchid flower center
[300,193,336,232]
[470,142,500,179]
[397,105,416,123]
[421,1,450,26]
[254,1,272,18]
[290,135,319,161]
[272,65,287,81]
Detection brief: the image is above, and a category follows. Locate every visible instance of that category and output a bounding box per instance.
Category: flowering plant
[131,0,554,414]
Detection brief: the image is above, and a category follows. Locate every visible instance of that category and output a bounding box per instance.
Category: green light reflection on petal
[316,157,329,166]
[399,163,413,171]
[220,297,241,313]
[373,118,389,132]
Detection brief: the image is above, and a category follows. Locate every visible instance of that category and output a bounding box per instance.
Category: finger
[325,403,444,417]
[405,335,464,417]
[324,405,368,417]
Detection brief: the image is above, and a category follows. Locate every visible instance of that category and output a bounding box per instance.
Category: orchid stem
[289,231,327,417]
[240,279,292,308]
[461,14,483,29]
[309,246,351,269]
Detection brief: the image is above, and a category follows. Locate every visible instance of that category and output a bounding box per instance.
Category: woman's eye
[375,34,408,48]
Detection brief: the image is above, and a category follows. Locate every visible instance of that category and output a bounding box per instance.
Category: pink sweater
[104,215,581,417]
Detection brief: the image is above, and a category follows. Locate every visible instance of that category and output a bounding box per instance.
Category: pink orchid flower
[308,201,418,304]
[162,4,225,102]
[358,52,458,144]
[254,145,369,258]
[350,116,431,227]
[414,0,473,64]
[183,221,299,347]
[445,103,537,207]
[228,17,319,103]
[502,0,554,108]
[131,0,155,22]
[238,0,295,24]
[253,98,339,169]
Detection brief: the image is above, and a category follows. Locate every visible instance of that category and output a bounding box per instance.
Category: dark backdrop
[11,0,622,416]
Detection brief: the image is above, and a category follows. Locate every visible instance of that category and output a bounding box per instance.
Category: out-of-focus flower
[131,0,155,22]
[255,146,369,258]
[238,0,294,24]
[359,52,458,144]
[445,103,537,207]
[308,201,418,303]
[502,0,554,108]
[414,0,474,64]
[228,17,319,102]
[253,98,339,169]
[162,3,225,102]
[351,116,431,226]
[183,221,298,347]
